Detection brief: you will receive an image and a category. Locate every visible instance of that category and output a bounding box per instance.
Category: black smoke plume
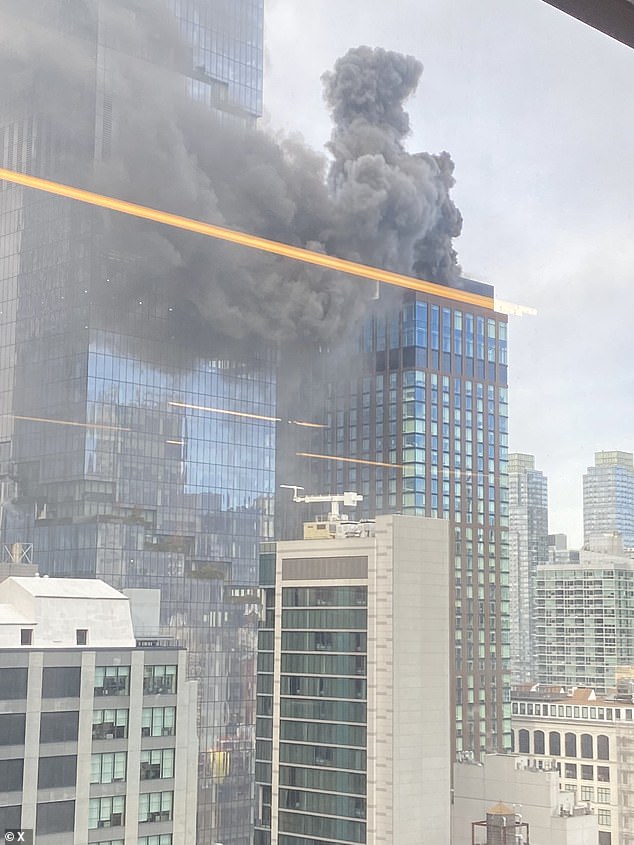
[0,1,463,348]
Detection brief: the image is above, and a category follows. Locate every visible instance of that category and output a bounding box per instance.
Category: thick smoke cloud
[0,1,463,349]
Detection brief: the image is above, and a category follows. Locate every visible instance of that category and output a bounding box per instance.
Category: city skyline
[263,0,634,547]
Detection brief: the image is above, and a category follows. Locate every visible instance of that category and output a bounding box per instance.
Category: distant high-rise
[0,3,267,843]
[535,534,634,691]
[508,453,548,682]
[278,280,511,759]
[583,451,634,548]
[255,515,451,845]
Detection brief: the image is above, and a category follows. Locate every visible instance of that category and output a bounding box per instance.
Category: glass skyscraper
[508,453,549,683]
[277,282,511,759]
[0,2,266,843]
[583,450,634,549]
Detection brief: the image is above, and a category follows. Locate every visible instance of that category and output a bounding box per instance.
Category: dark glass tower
[277,281,511,760]
[0,2,266,844]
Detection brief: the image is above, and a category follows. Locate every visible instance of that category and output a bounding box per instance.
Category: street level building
[583,451,634,549]
[535,534,634,691]
[510,682,634,845]
[255,514,451,845]
[0,575,198,845]
[509,453,549,683]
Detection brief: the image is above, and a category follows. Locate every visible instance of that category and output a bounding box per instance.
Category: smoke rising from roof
[0,2,463,348]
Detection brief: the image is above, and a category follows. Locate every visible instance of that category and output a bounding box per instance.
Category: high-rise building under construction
[0,3,267,844]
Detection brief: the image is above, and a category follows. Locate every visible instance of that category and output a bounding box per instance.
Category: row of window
[513,700,632,722]
[0,665,177,700]
[512,728,610,759]
[0,706,176,745]
[90,749,175,783]
[88,791,173,829]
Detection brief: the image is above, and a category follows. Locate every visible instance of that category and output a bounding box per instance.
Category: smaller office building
[453,753,598,845]
[511,683,634,845]
[255,513,451,845]
[0,575,198,845]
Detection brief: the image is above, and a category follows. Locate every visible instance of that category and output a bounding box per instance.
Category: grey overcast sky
[262,0,634,547]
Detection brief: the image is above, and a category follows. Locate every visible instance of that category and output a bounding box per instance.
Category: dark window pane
[597,735,610,760]
[565,732,577,757]
[36,800,75,835]
[21,629,33,645]
[0,759,23,791]
[534,730,545,755]
[42,667,81,698]
[518,729,529,753]
[581,733,594,759]
[0,668,28,700]
[549,731,561,755]
[40,712,79,743]
[0,806,21,833]
[0,713,26,746]
[38,755,77,789]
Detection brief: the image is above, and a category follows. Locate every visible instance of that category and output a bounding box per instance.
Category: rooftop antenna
[280,485,363,523]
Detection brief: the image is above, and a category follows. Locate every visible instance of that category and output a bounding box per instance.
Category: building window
[20,629,32,645]
[598,833,612,845]
[581,765,594,781]
[36,800,75,835]
[88,796,126,829]
[92,709,128,740]
[597,766,610,782]
[549,731,561,755]
[0,713,26,746]
[0,759,23,792]
[42,666,80,698]
[0,808,22,836]
[565,763,577,779]
[143,665,177,695]
[91,752,127,784]
[597,735,610,760]
[94,666,130,697]
[140,749,175,780]
[580,786,594,801]
[518,729,529,753]
[597,788,610,804]
[534,730,545,754]
[138,835,172,845]
[0,668,27,700]
[76,628,88,645]
[565,732,577,757]
[40,711,79,743]
[580,733,594,759]
[37,755,76,789]
[597,809,611,826]
[138,791,173,823]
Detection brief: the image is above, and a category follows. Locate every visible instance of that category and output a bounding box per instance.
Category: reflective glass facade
[0,3,266,844]
[278,285,511,759]
[583,451,634,549]
[508,453,549,683]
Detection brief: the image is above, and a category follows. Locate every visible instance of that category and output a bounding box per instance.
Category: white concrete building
[453,753,598,845]
[0,576,198,845]
[535,535,634,691]
[255,514,452,845]
[511,683,634,845]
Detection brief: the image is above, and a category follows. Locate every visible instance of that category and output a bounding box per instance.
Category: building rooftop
[0,576,137,649]
[8,575,127,600]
